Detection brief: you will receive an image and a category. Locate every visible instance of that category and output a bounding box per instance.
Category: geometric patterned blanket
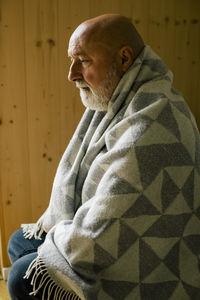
[23,45,200,299]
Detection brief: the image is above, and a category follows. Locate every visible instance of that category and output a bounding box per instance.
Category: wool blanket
[23,45,200,299]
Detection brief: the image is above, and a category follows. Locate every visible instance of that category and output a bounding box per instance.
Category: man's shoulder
[105,87,196,154]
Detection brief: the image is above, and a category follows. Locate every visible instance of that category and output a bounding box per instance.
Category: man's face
[68,30,121,111]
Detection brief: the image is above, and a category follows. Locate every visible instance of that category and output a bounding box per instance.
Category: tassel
[21,223,44,240]
[24,256,81,299]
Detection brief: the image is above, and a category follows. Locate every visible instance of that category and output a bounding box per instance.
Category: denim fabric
[7,229,46,300]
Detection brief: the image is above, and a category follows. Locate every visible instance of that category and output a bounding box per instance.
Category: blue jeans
[7,229,46,300]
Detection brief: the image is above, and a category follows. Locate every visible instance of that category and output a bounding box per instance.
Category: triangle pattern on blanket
[179,240,200,287]
[122,215,160,236]
[100,232,200,297]
[172,104,196,161]
[182,282,200,299]
[93,243,116,274]
[142,262,178,283]
[163,240,180,278]
[143,214,191,238]
[183,235,200,257]
[142,167,195,216]
[193,126,200,173]
[170,282,191,300]
[143,171,163,212]
[161,170,180,213]
[124,285,140,300]
[156,101,181,140]
[135,143,193,189]
[117,220,138,258]
[182,169,194,210]
[194,171,200,209]
[111,148,142,189]
[142,237,179,260]
[172,100,192,120]
[106,173,140,195]
[95,219,120,259]
[183,214,200,236]
[131,93,168,120]
[101,279,137,300]
[165,166,194,189]
[122,194,161,218]
[136,121,179,146]
[95,144,200,297]
[164,192,192,215]
[140,281,178,299]
[102,241,140,282]
[139,238,161,281]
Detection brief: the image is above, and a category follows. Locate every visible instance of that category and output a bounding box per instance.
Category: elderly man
[8,14,200,300]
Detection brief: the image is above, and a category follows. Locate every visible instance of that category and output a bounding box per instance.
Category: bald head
[68,14,144,111]
[70,14,144,60]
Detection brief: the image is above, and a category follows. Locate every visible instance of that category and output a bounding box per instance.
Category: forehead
[68,24,90,56]
[68,24,111,58]
[68,37,86,57]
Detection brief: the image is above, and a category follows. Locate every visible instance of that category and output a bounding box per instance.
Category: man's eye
[79,59,89,64]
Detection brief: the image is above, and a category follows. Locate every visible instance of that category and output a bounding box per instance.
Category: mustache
[76,81,90,89]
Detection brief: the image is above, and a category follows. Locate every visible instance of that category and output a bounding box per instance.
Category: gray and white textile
[23,45,200,299]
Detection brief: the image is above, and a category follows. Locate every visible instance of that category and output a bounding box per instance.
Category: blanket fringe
[21,223,44,240]
[24,256,81,300]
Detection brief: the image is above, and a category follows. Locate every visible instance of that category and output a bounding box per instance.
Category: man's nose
[68,62,82,82]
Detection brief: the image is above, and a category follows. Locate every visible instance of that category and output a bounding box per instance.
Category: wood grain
[0,279,9,300]
[0,0,32,268]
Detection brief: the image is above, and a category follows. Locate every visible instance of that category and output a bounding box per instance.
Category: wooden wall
[0,0,200,268]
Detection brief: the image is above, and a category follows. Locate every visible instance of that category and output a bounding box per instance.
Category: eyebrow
[68,50,87,58]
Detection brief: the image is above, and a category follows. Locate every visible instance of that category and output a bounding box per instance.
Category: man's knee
[8,229,25,264]
[7,253,38,300]
[8,228,46,264]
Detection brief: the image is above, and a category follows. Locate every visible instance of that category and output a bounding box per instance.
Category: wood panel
[0,279,9,300]
[57,0,88,151]
[0,0,32,267]
[23,0,61,220]
[0,0,200,269]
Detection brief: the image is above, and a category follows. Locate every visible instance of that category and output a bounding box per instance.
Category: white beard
[79,87,109,111]
[76,63,120,111]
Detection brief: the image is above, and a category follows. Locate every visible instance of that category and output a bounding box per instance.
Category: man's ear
[118,46,134,72]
